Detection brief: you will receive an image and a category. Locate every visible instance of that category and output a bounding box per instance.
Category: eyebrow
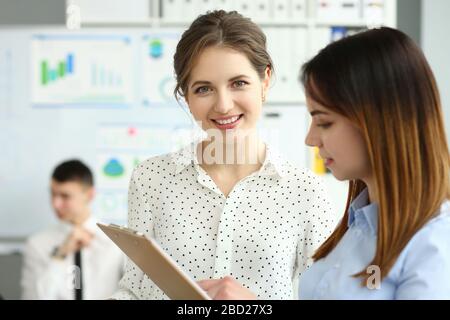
[310,110,329,116]
[190,75,250,89]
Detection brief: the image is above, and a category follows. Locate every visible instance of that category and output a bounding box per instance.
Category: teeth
[216,115,240,125]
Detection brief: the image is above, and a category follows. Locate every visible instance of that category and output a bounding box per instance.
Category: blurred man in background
[21,159,124,299]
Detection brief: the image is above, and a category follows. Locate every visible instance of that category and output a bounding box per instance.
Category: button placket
[212,193,238,278]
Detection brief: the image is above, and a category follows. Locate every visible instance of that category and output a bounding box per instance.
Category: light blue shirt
[299,188,450,299]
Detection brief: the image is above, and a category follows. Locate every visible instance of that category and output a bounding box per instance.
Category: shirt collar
[171,141,287,179]
[259,145,287,179]
[59,215,98,235]
[172,142,198,174]
[347,188,379,235]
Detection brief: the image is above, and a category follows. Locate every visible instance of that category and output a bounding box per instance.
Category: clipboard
[97,223,211,300]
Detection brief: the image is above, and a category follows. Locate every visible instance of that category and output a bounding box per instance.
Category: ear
[86,187,95,203]
[262,65,271,97]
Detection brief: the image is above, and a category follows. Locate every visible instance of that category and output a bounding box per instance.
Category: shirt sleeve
[395,216,450,299]
[295,173,338,277]
[110,166,155,300]
[21,238,70,300]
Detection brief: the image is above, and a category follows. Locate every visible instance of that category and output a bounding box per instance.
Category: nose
[52,196,63,210]
[214,89,234,114]
[305,125,321,148]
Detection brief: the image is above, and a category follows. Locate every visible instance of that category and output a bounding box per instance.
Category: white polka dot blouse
[110,142,338,300]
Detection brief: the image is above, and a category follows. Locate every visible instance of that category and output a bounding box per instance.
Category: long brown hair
[173,10,273,100]
[301,27,450,283]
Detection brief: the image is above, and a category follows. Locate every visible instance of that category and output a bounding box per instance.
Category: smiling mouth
[211,114,244,130]
[211,114,243,125]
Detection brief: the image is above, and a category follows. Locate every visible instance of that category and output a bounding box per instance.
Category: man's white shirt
[21,216,125,300]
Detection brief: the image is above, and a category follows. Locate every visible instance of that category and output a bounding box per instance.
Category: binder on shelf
[252,0,271,23]
[161,0,184,22]
[363,0,385,26]
[233,0,254,20]
[199,0,217,14]
[330,26,347,41]
[264,28,281,103]
[265,27,295,103]
[71,0,151,24]
[291,0,307,22]
[315,0,361,25]
[308,26,332,58]
[181,0,202,23]
[291,27,307,102]
[272,0,290,22]
[214,0,234,12]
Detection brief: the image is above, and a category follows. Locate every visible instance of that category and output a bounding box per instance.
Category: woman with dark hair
[200,27,450,299]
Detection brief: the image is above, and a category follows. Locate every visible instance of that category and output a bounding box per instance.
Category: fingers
[72,227,94,246]
[60,227,94,255]
[198,279,225,299]
[79,231,94,247]
[198,276,245,300]
[197,279,222,291]
[73,226,94,239]
[209,283,234,300]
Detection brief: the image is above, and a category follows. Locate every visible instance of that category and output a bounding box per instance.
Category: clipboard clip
[108,223,144,236]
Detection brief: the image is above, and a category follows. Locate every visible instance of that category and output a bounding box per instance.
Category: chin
[57,212,70,221]
[329,170,348,181]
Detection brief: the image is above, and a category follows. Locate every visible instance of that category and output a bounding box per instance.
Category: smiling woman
[109,10,337,300]
[173,11,273,170]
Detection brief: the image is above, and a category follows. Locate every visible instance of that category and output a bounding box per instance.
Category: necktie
[74,250,83,300]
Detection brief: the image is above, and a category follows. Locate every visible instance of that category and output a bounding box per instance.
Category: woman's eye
[195,86,210,94]
[232,80,248,88]
[317,123,332,129]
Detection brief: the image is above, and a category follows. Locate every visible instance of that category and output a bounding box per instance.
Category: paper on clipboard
[97,223,211,300]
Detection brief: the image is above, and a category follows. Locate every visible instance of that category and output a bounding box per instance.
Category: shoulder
[399,201,450,269]
[406,200,450,252]
[133,151,178,176]
[275,160,333,217]
[392,201,450,298]
[278,160,327,192]
[131,146,190,182]
[24,225,64,255]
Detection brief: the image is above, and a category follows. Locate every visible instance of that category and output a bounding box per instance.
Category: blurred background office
[1,0,449,299]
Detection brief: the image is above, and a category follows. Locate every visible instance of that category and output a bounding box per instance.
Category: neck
[364,176,378,205]
[71,208,91,226]
[198,132,266,175]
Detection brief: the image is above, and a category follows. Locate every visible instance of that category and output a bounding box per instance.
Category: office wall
[0,253,22,300]
[397,0,421,45]
[0,0,65,25]
[422,0,450,142]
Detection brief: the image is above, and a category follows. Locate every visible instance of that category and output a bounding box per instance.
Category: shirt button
[334,263,340,269]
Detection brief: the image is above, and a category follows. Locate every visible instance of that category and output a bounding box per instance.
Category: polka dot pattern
[110,143,337,300]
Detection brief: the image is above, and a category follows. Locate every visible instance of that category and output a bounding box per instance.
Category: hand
[197,276,258,300]
[55,226,94,258]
